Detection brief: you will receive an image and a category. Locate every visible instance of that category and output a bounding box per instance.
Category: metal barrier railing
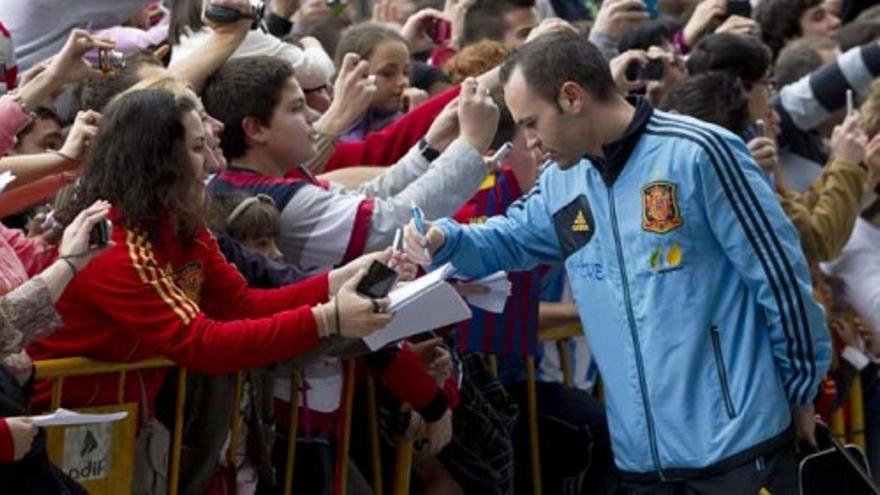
[34,357,311,495]
[33,323,589,495]
[35,357,182,494]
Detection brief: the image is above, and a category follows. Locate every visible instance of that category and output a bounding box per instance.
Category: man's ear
[557,81,587,114]
[241,116,269,146]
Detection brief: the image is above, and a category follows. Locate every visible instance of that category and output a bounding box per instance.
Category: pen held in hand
[487,142,513,170]
[847,89,854,117]
[410,202,432,260]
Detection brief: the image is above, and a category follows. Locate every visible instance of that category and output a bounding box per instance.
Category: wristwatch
[418,138,441,162]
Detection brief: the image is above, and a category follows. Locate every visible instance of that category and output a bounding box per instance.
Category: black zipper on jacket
[606,184,664,478]
[710,325,737,419]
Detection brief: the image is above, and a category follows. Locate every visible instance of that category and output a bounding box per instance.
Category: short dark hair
[686,33,772,89]
[462,0,536,47]
[490,88,516,151]
[334,22,408,69]
[837,21,880,51]
[754,0,823,57]
[661,71,751,136]
[500,31,618,104]
[774,36,836,87]
[16,106,63,144]
[202,56,296,160]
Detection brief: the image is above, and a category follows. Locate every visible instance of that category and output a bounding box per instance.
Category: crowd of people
[0,0,879,493]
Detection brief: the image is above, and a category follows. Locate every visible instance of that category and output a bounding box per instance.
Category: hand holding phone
[755,119,767,138]
[356,261,400,299]
[725,0,752,18]
[625,57,664,82]
[204,0,263,28]
[89,218,111,247]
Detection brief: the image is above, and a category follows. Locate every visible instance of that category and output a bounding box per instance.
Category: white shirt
[171,27,335,88]
[822,218,880,329]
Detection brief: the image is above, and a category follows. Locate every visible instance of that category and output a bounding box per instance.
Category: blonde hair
[861,80,880,138]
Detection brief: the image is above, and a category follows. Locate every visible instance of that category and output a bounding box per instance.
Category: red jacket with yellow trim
[28,210,329,413]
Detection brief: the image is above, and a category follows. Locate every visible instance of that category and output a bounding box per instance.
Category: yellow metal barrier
[283,369,302,495]
[392,439,415,495]
[849,375,866,450]
[34,356,370,495]
[170,368,187,494]
[35,356,179,495]
[538,323,582,391]
[228,371,245,468]
[366,376,385,494]
[525,356,543,495]
[337,360,356,495]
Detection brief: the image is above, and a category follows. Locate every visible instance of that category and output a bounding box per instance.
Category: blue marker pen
[410,202,431,259]
[411,201,426,234]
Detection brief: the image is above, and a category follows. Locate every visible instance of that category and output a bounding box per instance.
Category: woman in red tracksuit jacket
[27,88,393,415]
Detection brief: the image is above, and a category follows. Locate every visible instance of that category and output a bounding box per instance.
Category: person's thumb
[425,227,444,252]
[340,268,368,294]
[374,247,393,264]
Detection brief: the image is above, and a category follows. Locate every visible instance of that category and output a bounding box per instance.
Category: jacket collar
[585,96,654,186]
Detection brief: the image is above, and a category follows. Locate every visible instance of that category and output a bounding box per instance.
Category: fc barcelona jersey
[452,167,541,356]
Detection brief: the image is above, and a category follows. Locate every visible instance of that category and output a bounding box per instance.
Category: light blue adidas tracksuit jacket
[431,99,831,478]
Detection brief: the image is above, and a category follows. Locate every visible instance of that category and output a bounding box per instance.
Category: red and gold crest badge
[172,262,204,304]
[642,181,682,234]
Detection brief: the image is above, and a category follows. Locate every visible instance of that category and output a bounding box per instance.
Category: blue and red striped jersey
[451,167,541,357]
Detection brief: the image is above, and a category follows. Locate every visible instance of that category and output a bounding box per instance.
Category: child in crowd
[335,22,422,141]
[217,193,284,263]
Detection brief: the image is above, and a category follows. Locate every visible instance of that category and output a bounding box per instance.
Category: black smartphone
[356,261,399,299]
[89,219,110,246]
[204,4,241,23]
[204,1,262,26]
[725,0,752,18]
[639,58,665,81]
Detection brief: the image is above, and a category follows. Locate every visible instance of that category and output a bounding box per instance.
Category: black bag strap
[816,423,880,494]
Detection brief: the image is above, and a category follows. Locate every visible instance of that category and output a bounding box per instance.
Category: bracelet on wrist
[59,257,77,277]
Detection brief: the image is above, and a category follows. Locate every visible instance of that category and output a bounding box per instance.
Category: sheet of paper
[463,272,512,313]
[0,171,16,195]
[364,281,471,351]
[389,262,456,310]
[30,408,128,427]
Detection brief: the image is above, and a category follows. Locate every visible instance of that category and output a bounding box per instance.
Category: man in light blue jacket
[406,31,831,493]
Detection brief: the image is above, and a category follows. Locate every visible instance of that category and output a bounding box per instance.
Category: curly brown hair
[78,89,205,244]
[443,40,510,84]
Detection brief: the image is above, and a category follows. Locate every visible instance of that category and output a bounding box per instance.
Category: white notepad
[29,408,128,427]
[362,263,471,351]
